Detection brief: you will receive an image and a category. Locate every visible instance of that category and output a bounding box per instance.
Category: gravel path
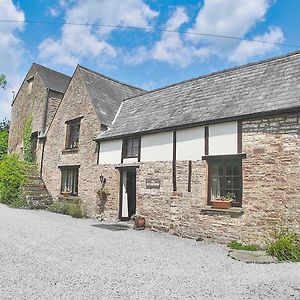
[0,204,299,300]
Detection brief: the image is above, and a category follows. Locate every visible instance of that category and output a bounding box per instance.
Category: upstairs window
[27,77,34,95]
[65,118,81,150]
[60,167,79,196]
[207,157,243,207]
[123,137,140,158]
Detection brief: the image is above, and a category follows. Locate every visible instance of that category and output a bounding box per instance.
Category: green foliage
[0,154,26,205]
[10,198,28,209]
[228,240,258,251]
[23,115,33,162]
[267,232,300,262]
[0,119,9,160]
[48,200,85,218]
[0,128,9,160]
[0,74,7,89]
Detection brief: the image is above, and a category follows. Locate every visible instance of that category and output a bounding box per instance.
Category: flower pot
[134,217,145,230]
[211,200,232,209]
[62,191,71,197]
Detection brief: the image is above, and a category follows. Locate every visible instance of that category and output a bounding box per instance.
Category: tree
[0,119,9,160]
[0,74,7,89]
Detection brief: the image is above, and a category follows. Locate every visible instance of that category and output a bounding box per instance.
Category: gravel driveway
[0,204,299,300]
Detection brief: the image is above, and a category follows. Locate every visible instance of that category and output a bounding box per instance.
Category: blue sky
[0,0,299,121]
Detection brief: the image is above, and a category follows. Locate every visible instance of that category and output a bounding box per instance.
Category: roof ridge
[32,63,71,79]
[77,65,145,92]
[122,50,300,103]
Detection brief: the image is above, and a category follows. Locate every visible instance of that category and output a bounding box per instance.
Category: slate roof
[78,66,145,126]
[98,51,300,141]
[33,63,71,93]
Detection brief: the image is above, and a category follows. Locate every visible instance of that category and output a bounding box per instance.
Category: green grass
[228,240,258,251]
[267,232,300,262]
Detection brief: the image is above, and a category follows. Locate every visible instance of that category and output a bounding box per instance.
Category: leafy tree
[0,74,6,89]
[0,119,9,160]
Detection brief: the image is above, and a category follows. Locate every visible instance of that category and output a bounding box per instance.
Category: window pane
[208,159,242,207]
[61,168,79,195]
[66,120,81,149]
[124,138,139,158]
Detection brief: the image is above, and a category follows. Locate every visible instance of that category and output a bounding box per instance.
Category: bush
[0,128,9,160]
[228,240,258,251]
[10,198,28,209]
[0,154,26,205]
[267,232,300,262]
[48,200,85,218]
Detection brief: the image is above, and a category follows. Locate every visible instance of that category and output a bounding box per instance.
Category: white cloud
[47,7,60,17]
[127,0,283,68]
[229,26,284,63]
[126,7,210,67]
[0,0,26,121]
[188,0,270,45]
[38,0,158,68]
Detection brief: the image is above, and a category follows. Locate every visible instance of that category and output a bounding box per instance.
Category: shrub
[68,203,84,218]
[48,202,69,215]
[0,154,26,205]
[0,128,9,160]
[228,240,258,251]
[267,232,300,262]
[48,200,85,218]
[10,198,28,209]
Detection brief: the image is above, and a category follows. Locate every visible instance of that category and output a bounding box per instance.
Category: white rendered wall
[141,132,173,162]
[209,121,237,155]
[98,140,122,164]
[176,127,204,161]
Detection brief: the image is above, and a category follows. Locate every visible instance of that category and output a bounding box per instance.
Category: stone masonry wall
[132,113,300,246]
[42,70,120,218]
[8,66,47,155]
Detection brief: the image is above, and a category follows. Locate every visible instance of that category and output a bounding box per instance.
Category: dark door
[119,169,137,221]
[127,170,136,218]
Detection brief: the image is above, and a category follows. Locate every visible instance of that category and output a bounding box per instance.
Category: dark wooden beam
[204,126,209,155]
[188,160,192,192]
[172,131,177,192]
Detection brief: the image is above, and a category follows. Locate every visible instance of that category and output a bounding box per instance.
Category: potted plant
[211,192,235,209]
[96,186,108,200]
[131,214,145,230]
[61,189,71,197]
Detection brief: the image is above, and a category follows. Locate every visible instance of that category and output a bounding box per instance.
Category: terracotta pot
[211,199,232,209]
[134,217,145,229]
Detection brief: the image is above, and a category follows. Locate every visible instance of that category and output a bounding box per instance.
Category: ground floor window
[60,167,79,196]
[207,157,242,207]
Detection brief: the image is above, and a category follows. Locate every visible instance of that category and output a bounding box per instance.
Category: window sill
[200,206,244,218]
[62,148,78,154]
[58,195,79,202]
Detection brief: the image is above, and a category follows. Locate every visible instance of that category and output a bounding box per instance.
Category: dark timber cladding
[205,126,209,155]
[188,160,192,192]
[237,120,242,153]
[172,131,176,192]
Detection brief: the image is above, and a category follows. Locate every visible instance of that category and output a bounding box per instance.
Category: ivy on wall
[23,115,33,162]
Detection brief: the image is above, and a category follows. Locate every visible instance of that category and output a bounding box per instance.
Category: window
[27,77,34,95]
[208,158,242,207]
[123,137,140,158]
[60,167,79,195]
[65,118,81,149]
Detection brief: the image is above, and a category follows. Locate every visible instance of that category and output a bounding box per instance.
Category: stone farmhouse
[8,51,300,245]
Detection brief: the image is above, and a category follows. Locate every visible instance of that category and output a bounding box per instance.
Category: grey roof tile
[78,66,145,126]
[98,51,300,140]
[33,63,71,93]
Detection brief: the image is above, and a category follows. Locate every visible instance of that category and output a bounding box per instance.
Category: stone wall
[42,70,120,218]
[129,113,300,246]
[8,66,47,155]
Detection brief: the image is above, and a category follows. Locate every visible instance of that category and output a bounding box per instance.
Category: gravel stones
[0,204,300,300]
